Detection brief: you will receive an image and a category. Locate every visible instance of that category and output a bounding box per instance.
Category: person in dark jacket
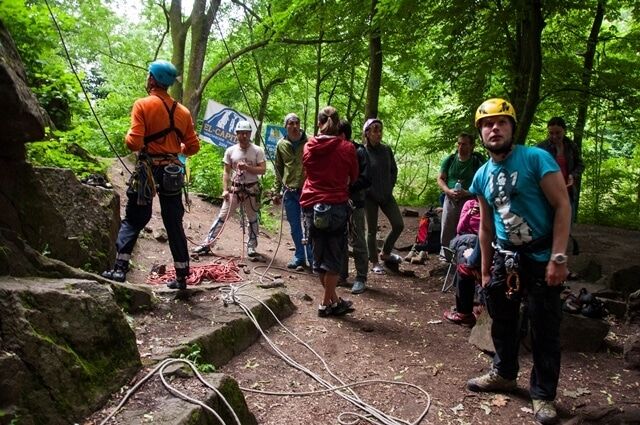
[537,117,585,223]
[363,118,404,274]
[338,119,371,294]
[300,106,359,317]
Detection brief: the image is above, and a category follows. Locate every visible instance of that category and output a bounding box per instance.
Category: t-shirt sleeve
[223,147,232,165]
[534,147,560,179]
[439,155,451,174]
[469,165,484,196]
[256,146,266,163]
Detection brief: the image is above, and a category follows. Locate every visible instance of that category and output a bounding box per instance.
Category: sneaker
[287,259,301,269]
[371,263,385,275]
[166,277,187,290]
[247,246,257,257]
[192,245,211,255]
[443,309,476,327]
[467,369,517,393]
[318,304,332,317]
[351,280,366,294]
[101,267,127,283]
[532,399,558,424]
[380,253,402,264]
[331,298,354,316]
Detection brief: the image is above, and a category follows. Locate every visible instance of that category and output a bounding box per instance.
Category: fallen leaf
[521,407,533,414]
[244,358,259,369]
[479,403,492,415]
[491,395,509,407]
[427,320,442,324]
[451,403,464,414]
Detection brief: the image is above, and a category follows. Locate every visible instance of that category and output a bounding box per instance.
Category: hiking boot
[247,246,257,257]
[192,245,211,255]
[351,280,366,294]
[101,267,127,283]
[411,250,428,265]
[166,276,187,290]
[467,369,517,393]
[443,309,476,327]
[532,399,558,424]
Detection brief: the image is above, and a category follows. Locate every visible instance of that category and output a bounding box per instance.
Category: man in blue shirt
[466,98,571,425]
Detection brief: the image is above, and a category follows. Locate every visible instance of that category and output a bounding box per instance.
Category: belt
[232,181,258,188]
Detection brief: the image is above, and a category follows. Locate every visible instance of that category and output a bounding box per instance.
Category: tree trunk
[168,0,190,102]
[573,0,605,218]
[511,0,544,144]
[313,29,324,135]
[364,0,382,120]
[183,0,220,119]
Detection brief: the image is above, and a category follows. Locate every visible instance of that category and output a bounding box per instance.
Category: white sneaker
[247,246,257,257]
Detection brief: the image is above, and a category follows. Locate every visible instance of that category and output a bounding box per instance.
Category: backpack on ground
[414,207,441,254]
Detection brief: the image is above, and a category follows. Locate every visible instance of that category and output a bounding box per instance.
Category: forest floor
[94,158,640,425]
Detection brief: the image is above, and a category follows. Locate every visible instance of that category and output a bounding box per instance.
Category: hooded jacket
[300,135,358,208]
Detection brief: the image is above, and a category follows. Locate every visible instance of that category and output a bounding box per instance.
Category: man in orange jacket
[101,60,200,290]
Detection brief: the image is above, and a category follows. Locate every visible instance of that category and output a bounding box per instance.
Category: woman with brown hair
[300,106,359,317]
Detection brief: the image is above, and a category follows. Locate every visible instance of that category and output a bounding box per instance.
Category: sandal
[371,263,385,275]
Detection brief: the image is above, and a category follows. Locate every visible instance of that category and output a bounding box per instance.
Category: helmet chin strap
[484,139,514,158]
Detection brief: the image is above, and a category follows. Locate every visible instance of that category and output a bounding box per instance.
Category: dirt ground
[95,159,640,425]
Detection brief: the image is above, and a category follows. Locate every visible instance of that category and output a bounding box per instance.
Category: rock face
[0,20,118,273]
[0,277,141,424]
[624,333,640,371]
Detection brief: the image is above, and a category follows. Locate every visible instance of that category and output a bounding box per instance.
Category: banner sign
[200,100,260,149]
[264,125,285,160]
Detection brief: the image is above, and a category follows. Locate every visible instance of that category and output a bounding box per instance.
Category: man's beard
[484,139,513,155]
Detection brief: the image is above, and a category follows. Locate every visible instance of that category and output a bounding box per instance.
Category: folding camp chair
[441,246,457,292]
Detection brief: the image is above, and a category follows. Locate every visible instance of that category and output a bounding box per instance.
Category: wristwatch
[551,253,568,264]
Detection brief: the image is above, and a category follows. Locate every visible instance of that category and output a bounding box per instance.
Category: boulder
[469,310,610,354]
[0,20,50,160]
[0,277,141,424]
[606,265,640,297]
[623,333,640,370]
[570,255,602,282]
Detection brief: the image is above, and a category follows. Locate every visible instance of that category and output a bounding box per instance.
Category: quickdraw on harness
[128,153,156,206]
[493,243,521,299]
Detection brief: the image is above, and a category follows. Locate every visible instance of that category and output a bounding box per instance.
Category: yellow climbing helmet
[474,98,517,128]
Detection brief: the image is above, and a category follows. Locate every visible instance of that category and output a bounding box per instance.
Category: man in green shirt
[274,113,312,270]
[437,133,484,254]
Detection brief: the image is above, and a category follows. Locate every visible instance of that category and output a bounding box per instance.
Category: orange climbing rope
[146,259,243,286]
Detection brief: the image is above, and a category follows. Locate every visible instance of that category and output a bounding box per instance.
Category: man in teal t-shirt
[436,133,484,253]
[465,98,571,425]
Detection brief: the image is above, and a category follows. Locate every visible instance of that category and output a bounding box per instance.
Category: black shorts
[304,203,349,274]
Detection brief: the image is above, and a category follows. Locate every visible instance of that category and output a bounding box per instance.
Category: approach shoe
[192,245,211,255]
[467,369,517,393]
[411,250,428,265]
[532,399,558,424]
[247,246,257,257]
[404,249,417,262]
[443,309,476,327]
[351,280,366,294]
[166,277,187,290]
[101,268,127,283]
[337,277,351,288]
[318,304,332,318]
[331,298,354,316]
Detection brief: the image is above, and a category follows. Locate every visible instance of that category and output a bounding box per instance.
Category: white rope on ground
[99,358,241,425]
[219,284,432,425]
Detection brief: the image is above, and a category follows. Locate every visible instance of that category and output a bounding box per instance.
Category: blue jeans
[483,253,562,400]
[284,189,312,264]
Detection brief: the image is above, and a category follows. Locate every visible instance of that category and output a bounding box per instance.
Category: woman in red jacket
[300,106,359,317]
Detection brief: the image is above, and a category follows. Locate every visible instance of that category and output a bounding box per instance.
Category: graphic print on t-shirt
[488,168,533,245]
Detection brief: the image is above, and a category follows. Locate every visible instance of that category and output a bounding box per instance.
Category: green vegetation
[2,0,638,228]
[181,343,216,373]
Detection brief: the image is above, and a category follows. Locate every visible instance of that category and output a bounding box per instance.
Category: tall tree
[364,0,382,119]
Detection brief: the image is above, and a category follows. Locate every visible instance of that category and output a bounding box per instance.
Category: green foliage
[26,131,107,180]
[188,143,225,197]
[181,344,216,373]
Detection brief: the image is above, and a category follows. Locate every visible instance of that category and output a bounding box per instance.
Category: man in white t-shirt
[194,120,267,257]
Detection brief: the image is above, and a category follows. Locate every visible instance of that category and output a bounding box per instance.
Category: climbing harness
[143,96,184,145]
[493,242,521,299]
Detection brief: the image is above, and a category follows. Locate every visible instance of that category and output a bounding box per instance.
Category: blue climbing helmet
[148,60,178,87]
